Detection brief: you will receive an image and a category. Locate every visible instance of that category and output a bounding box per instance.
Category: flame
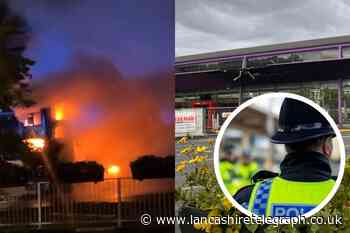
[54,125,64,138]
[107,165,120,177]
[55,109,64,121]
[15,55,173,179]
[25,138,46,152]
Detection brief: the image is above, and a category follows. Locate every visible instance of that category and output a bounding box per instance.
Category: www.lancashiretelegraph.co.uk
[140,213,343,226]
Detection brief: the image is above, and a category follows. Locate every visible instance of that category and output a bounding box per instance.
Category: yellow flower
[179,160,187,165]
[200,166,209,174]
[205,224,213,233]
[203,224,210,230]
[222,197,232,210]
[193,223,202,230]
[226,227,240,233]
[208,208,221,218]
[189,156,206,164]
[180,146,192,155]
[176,163,186,172]
[194,223,210,231]
[177,136,188,144]
[211,226,223,233]
[176,160,187,172]
[196,146,208,153]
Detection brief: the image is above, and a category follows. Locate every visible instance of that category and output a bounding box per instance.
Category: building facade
[176,35,350,127]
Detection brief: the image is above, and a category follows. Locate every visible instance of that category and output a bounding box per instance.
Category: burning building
[15,54,174,179]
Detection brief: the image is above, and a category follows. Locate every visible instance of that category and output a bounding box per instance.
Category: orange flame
[25,138,46,152]
[107,165,120,177]
[55,109,64,121]
[16,55,174,179]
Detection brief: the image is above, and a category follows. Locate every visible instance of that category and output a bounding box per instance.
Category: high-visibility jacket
[236,161,259,180]
[220,161,236,184]
[247,177,335,217]
[230,161,259,195]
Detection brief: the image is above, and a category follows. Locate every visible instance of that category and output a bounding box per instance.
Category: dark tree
[0,2,37,185]
[130,155,175,180]
[0,1,35,109]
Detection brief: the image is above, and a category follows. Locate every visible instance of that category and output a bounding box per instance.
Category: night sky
[8,0,175,175]
[9,0,174,79]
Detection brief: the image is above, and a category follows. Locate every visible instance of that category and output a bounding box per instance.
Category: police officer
[220,141,238,194]
[234,98,336,217]
[229,150,259,195]
[238,150,259,180]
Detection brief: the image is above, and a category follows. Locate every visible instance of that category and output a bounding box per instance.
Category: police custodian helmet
[271,98,335,144]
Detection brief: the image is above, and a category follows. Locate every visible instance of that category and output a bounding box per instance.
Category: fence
[175,107,237,137]
[0,178,174,229]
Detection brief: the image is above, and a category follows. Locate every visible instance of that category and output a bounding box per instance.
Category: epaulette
[251,170,279,184]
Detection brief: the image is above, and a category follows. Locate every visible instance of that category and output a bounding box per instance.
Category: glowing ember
[55,109,64,121]
[25,138,46,152]
[107,165,120,176]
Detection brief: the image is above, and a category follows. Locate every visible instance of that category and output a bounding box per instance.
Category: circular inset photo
[214,93,345,218]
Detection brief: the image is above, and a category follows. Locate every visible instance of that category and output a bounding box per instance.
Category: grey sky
[251,96,284,117]
[176,0,350,56]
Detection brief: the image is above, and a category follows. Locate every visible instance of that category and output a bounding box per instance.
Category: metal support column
[239,77,244,105]
[338,78,343,128]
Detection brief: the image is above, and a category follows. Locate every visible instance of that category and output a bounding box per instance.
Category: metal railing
[0,178,174,229]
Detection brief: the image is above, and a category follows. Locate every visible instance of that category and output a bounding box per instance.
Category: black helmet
[271,98,335,144]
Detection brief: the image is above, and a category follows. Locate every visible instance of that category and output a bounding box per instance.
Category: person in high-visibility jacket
[220,141,239,194]
[230,151,259,195]
[234,98,336,217]
[220,158,237,193]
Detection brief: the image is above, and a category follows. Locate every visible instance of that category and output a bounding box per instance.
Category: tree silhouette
[130,155,175,180]
[0,2,35,108]
[0,2,37,184]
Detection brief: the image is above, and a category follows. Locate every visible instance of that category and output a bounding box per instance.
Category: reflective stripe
[248,177,335,217]
[250,179,273,216]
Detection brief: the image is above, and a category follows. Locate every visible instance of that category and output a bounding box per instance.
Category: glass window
[294,49,338,61]
[247,48,338,68]
[175,62,219,73]
[320,49,339,59]
[294,83,338,123]
[247,53,294,67]
[176,59,244,73]
[342,47,350,58]
[218,59,242,71]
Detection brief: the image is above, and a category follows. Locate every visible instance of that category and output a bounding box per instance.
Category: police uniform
[220,159,237,192]
[234,98,336,217]
[230,159,259,195]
